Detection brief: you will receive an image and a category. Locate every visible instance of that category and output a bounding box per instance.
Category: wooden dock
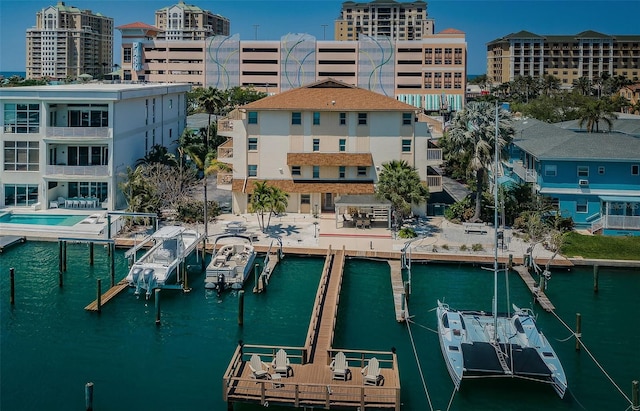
[0,236,26,253]
[84,279,130,311]
[254,239,282,293]
[388,261,408,322]
[513,265,555,312]
[223,247,401,410]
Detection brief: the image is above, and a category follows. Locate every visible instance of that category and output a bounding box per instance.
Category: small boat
[125,226,202,299]
[205,234,256,294]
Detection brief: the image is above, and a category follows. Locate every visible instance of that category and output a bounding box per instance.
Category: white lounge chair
[271,349,292,377]
[361,357,383,386]
[49,200,59,209]
[330,351,351,381]
[249,354,270,380]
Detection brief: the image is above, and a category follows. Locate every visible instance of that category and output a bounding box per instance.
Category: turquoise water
[1,242,639,411]
[0,213,85,226]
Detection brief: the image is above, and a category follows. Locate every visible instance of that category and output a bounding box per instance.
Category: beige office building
[26,1,113,80]
[154,1,229,41]
[487,30,640,86]
[335,0,434,41]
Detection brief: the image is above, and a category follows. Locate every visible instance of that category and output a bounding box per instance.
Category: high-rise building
[487,30,640,86]
[26,1,113,80]
[154,1,229,41]
[334,0,434,41]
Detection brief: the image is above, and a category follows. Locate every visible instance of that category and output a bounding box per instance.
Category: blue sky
[1,0,639,74]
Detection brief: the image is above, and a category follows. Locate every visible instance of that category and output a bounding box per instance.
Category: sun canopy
[599,196,640,203]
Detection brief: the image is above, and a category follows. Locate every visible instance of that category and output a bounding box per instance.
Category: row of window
[544,164,640,177]
[4,103,40,134]
[248,111,413,126]
[248,137,412,153]
[248,165,370,178]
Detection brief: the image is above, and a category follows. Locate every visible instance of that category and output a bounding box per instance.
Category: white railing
[427,175,442,192]
[45,165,110,177]
[426,148,442,163]
[45,127,110,138]
[511,161,537,182]
[217,172,233,185]
[590,217,604,233]
[604,215,640,230]
[217,139,233,158]
[217,119,234,132]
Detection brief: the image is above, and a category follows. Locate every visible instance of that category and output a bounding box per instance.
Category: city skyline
[1,0,639,75]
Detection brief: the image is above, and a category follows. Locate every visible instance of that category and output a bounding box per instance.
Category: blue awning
[599,196,640,203]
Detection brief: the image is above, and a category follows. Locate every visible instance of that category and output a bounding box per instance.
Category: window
[3,184,38,206]
[248,164,257,177]
[313,139,320,152]
[248,111,258,124]
[123,48,132,63]
[68,182,108,201]
[545,165,557,177]
[339,139,346,152]
[598,166,605,175]
[313,112,320,125]
[633,165,639,175]
[402,113,412,125]
[301,194,310,204]
[291,165,301,176]
[402,139,412,152]
[313,166,320,178]
[3,103,40,133]
[3,141,39,171]
[357,166,367,176]
[576,199,588,213]
[339,112,346,125]
[292,112,302,125]
[248,137,258,151]
[339,166,346,178]
[577,166,589,177]
[358,113,367,125]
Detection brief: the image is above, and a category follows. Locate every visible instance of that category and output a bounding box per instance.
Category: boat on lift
[204,234,256,295]
[125,226,203,299]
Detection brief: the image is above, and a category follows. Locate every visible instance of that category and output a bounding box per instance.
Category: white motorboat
[205,234,256,294]
[125,226,202,299]
[436,102,567,398]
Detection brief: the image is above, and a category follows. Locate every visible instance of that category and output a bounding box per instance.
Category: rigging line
[550,310,633,406]
[406,319,438,334]
[555,333,576,343]
[445,386,457,411]
[406,318,435,411]
[567,387,589,411]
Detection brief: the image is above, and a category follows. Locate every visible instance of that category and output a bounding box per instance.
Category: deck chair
[271,349,292,377]
[361,357,383,386]
[330,351,351,381]
[249,354,270,379]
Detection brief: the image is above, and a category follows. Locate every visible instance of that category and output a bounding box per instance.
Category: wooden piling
[10,267,15,305]
[632,380,638,411]
[508,254,513,270]
[58,241,63,273]
[62,241,67,272]
[404,281,410,304]
[238,290,245,326]
[89,242,94,266]
[109,243,115,287]
[254,264,259,289]
[575,313,582,351]
[593,264,599,293]
[182,260,190,292]
[155,289,161,325]
[201,238,206,271]
[85,382,94,411]
[96,279,102,313]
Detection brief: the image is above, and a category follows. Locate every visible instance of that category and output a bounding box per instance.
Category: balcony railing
[45,127,110,139]
[45,165,110,177]
[511,161,537,182]
[218,119,234,132]
[217,139,233,159]
[217,172,233,185]
[603,215,640,231]
[426,175,442,192]
[426,148,442,164]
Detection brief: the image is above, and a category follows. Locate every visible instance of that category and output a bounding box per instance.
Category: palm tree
[447,101,513,222]
[265,186,289,231]
[249,181,272,232]
[539,74,561,97]
[198,87,228,148]
[376,160,429,224]
[135,144,177,167]
[572,77,592,96]
[578,98,618,132]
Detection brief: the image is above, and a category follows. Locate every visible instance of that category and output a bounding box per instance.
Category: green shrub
[460,244,468,251]
[441,244,450,250]
[472,243,484,252]
[176,199,220,223]
[398,227,417,239]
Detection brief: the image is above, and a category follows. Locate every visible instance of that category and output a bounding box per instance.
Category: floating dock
[84,280,129,311]
[388,260,408,322]
[0,236,26,253]
[513,265,555,312]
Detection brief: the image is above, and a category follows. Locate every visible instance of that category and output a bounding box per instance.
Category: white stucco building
[0,83,190,210]
[216,79,442,216]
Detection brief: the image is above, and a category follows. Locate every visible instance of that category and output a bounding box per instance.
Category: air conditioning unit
[579,179,589,186]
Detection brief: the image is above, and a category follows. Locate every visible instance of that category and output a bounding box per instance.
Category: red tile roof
[116,22,160,30]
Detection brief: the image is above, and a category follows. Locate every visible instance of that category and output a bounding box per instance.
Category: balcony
[217,172,233,186]
[45,165,110,177]
[45,127,110,139]
[426,175,442,192]
[217,139,233,159]
[511,161,537,182]
[426,148,442,165]
[218,119,234,132]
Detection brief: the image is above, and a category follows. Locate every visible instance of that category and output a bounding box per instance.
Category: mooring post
[254,263,260,292]
[62,241,67,272]
[107,214,111,239]
[201,238,206,271]
[575,313,582,351]
[632,380,639,411]
[58,241,63,273]
[10,267,15,305]
[238,290,245,326]
[85,382,94,411]
[155,289,161,326]
[182,260,189,292]
[109,242,115,287]
[89,242,94,266]
[404,281,410,304]
[593,264,599,293]
[508,254,513,270]
[96,279,102,313]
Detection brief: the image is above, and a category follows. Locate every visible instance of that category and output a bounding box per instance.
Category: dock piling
[593,265,599,293]
[575,313,582,351]
[85,382,94,411]
[632,380,639,411]
[10,267,15,305]
[155,289,161,325]
[89,242,94,266]
[508,254,513,270]
[238,290,245,326]
[96,279,102,313]
[109,243,115,287]
[63,241,67,272]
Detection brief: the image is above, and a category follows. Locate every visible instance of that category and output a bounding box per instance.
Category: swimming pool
[0,213,86,226]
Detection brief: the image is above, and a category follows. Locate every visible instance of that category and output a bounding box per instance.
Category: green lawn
[560,232,640,260]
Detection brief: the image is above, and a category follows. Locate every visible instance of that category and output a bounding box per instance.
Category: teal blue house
[506,117,640,236]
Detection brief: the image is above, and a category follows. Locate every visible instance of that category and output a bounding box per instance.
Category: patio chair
[58,197,66,208]
[271,349,293,377]
[361,357,383,386]
[330,351,351,381]
[249,354,270,380]
[49,200,59,209]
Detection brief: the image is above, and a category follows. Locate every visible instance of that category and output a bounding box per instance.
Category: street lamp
[314,204,319,218]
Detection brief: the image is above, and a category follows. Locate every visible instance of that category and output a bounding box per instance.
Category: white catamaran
[436,103,567,398]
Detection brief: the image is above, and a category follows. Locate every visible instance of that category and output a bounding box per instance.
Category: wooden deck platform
[223,247,401,410]
[84,279,129,311]
[0,236,26,253]
[513,265,555,312]
[388,261,408,322]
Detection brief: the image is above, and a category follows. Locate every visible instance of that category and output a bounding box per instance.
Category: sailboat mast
[493,101,499,336]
